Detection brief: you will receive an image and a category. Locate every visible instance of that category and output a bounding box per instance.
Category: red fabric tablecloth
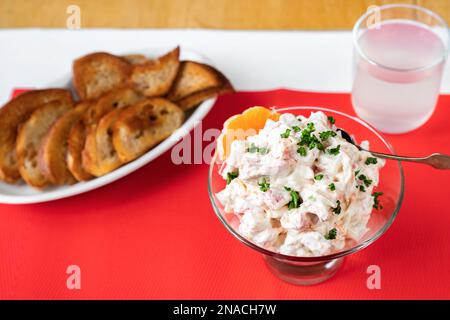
[0,89,449,299]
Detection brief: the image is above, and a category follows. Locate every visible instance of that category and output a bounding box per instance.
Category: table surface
[0,29,450,299]
[0,0,449,29]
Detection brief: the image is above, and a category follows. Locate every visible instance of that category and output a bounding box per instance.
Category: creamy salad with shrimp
[216,111,385,257]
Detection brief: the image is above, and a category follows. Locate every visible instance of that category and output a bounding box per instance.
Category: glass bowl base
[263,255,344,285]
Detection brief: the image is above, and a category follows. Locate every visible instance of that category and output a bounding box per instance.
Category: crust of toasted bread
[67,121,93,181]
[167,61,227,101]
[82,87,143,176]
[176,81,234,110]
[122,54,149,65]
[167,61,234,110]
[113,98,184,163]
[39,102,91,185]
[0,89,73,183]
[130,47,180,97]
[73,52,131,100]
[16,99,73,188]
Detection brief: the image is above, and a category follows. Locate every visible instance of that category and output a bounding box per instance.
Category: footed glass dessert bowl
[208,106,404,285]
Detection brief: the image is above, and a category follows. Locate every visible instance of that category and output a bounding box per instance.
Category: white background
[0,29,449,105]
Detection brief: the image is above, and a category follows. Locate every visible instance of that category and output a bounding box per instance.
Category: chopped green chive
[328,116,335,124]
[297,146,307,156]
[292,126,301,133]
[329,183,336,191]
[358,174,373,187]
[325,228,337,240]
[327,145,341,156]
[314,174,324,181]
[284,186,302,210]
[372,192,384,210]
[306,123,315,132]
[258,178,270,192]
[359,185,366,192]
[226,171,239,184]
[355,169,361,177]
[280,129,291,138]
[319,130,337,141]
[247,143,259,153]
[332,200,341,214]
[247,143,269,155]
[365,157,378,165]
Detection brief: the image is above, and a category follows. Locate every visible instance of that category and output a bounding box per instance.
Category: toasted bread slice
[73,52,131,100]
[39,102,91,185]
[167,61,227,100]
[0,89,73,183]
[16,99,73,188]
[129,47,180,97]
[167,61,234,110]
[176,80,234,110]
[82,87,143,176]
[87,108,124,176]
[67,121,93,181]
[122,54,149,65]
[113,98,184,163]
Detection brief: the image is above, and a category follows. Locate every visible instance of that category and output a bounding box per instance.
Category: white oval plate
[0,47,217,204]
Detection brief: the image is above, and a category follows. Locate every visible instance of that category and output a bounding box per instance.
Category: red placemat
[0,89,449,299]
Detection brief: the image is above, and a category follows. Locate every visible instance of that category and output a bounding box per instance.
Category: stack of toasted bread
[0,47,233,188]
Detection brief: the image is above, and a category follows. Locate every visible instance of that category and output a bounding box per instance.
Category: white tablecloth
[1,29,449,104]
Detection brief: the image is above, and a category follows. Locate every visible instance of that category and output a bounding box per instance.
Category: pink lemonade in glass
[352,5,449,134]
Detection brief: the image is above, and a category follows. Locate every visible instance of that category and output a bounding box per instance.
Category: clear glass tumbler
[352,4,449,134]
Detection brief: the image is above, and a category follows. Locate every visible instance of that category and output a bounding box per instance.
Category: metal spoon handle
[365,150,450,170]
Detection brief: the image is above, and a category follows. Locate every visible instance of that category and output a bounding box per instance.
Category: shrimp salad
[216,111,385,257]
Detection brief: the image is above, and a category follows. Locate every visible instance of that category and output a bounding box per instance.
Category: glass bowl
[208,106,405,285]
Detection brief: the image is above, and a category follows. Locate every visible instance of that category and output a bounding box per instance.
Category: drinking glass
[352,4,449,134]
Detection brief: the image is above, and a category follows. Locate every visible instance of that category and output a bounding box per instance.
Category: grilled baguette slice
[16,99,73,188]
[113,98,184,163]
[39,102,91,185]
[129,47,180,97]
[82,87,143,176]
[167,61,233,110]
[0,89,73,183]
[67,121,93,181]
[73,52,131,100]
[88,108,124,176]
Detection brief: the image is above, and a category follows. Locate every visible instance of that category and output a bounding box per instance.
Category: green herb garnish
[325,228,337,240]
[292,126,301,133]
[327,144,341,156]
[258,178,270,192]
[284,186,302,210]
[297,146,307,156]
[314,174,324,181]
[365,157,378,165]
[372,192,384,210]
[247,143,259,153]
[306,123,315,132]
[332,200,341,214]
[226,171,239,184]
[329,183,336,191]
[358,174,373,187]
[359,185,366,192]
[328,116,335,124]
[280,129,291,138]
[319,130,337,141]
[297,123,324,151]
[355,169,361,177]
[247,143,269,155]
